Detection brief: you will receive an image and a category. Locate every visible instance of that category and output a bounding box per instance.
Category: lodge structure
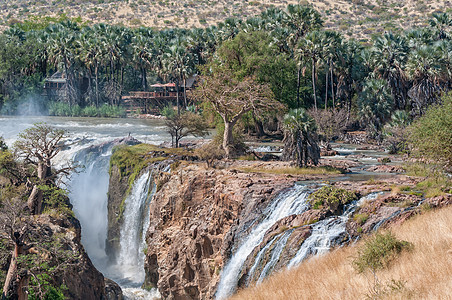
[43,71,67,100]
[122,75,197,114]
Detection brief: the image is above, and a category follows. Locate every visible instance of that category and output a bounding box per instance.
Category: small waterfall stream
[215,185,311,299]
[217,190,384,299]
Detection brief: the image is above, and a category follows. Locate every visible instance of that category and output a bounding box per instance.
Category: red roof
[149,83,176,88]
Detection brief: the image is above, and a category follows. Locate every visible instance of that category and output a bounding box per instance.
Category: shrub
[408,92,452,171]
[308,185,358,213]
[82,105,98,117]
[194,142,225,168]
[353,232,413,273]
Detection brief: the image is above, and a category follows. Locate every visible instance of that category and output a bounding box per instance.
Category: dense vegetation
[0,125,79,299]
[0,6,450,125]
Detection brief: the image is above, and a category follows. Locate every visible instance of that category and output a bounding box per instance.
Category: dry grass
[230,205,452,300]
[238,166,342,176]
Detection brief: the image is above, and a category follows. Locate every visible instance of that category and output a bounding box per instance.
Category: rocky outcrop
[143,164,299,300]
[28,215,121,300]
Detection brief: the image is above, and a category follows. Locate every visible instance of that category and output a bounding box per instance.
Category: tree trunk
[95,65,99,108]
[325,61,329,110]
[296,67,301,108]
[176,80,180,115]
[2,235,25,300]
[330,61,335,108]
[223,121,234,159]
[312,58,317,110]
[253,113,265,137]
[27,185,43,215]
[183,77,187,108]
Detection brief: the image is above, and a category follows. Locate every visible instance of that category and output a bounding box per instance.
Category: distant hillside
[0,0,449,39]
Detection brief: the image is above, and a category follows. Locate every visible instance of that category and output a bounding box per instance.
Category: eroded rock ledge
[144,163,301,299]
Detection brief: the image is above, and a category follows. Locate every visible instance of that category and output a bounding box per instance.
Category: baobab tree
[191,69,283,158]
[14,123,76,214]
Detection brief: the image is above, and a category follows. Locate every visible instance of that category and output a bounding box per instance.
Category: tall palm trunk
[312,57,317,110]
[325,60,329,110]
[296,67,301,108]
[176,80,180,115]
[183,77,187,108]
[330,61,335,108]
[95,64,99,107]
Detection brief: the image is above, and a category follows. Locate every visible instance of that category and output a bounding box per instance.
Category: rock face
[144,164,297,300]
[30,215,122,300]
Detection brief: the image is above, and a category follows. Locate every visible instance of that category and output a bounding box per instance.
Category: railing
[124,91,182,99]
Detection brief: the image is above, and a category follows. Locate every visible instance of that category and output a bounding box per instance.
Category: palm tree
[47,24,78,105]
[370,32,409,110]
[406,45,447,115]
[282,108,320,167]
[336,39,364,115]
[322,31,342,109]
[358,78,392,134]
[284,4,323,47]
[163,38,193,114]
[429,12,452,40]
[297,30,325,110]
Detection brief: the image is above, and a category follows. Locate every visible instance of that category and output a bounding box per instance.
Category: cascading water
[116,171,151,283]
[113,171,160,299]
[288,192,383,268]
[218,190,385,298]
[70,147,112,267]
[215,185,311,300]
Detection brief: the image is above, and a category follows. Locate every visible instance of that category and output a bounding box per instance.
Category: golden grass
[237,166,342,176]
[230,205,452,300]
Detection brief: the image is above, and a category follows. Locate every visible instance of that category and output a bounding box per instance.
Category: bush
[308,185,358,213]
[353,232,412,273]
[82,105,98,117]
[408,93,452,171]
[194,142,225,168]
[48,102,126,118]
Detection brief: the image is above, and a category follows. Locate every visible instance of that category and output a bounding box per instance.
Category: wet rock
[105,278,123,300]
[366,164,405,173]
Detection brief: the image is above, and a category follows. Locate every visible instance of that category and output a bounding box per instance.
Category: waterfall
[68,141,160,299]
[288,192,383,268]
[215,185,310,300]
[256,229,293,283]
[114,171,161,299]
[69,147,112,267]
[117,171,152,285]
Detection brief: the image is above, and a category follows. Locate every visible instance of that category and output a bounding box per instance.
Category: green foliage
[358,78,392,135]
[353,213,369,225]
[408,93,452,170]
[353,232,413,273]
[308,185,358,212]
[39,185,74,217]
[282,108,320,167]
[48,102,126,118]
[160,105,176,118]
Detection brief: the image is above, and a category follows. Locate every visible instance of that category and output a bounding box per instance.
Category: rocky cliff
[142,162,324,299]
[104,145,451,300]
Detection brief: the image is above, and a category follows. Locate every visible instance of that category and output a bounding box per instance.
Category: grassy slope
[0,0,449,39]
[230,204,452,300]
